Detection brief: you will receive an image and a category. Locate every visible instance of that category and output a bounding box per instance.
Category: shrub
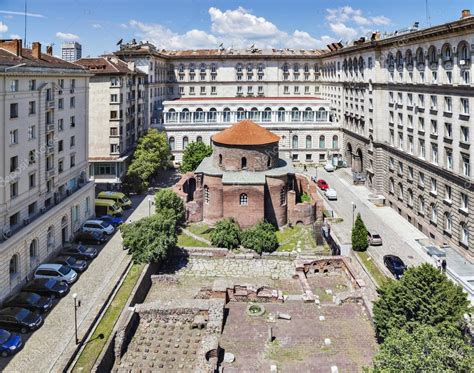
[210,219,241,249]
[241,221,279,254]
[180,141,212,173]
[351,213,368,251]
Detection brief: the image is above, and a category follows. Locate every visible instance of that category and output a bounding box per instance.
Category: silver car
[34,264,78,284]
[368,231,383,246]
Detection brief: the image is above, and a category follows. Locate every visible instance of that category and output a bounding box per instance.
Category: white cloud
[128,7,332,50]
[0,21,7,33]
[209,7,281,38]
[330,22,358,41]
[10,34,21,39]
[56,32,79,40]
[0,10,44,18]
[129,20,217,49]
[92,23,102,29]
[371,16,391,25]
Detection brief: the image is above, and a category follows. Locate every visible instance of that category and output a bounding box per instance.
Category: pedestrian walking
[441,259,447,273]
[436,257,442,271]
[303,164,307,172]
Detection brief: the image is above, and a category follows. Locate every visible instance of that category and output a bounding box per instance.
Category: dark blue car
[0,329,22,357]
[98,215,124,227]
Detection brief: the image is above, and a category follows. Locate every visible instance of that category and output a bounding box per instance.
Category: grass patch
[355,251,388,287]
[265,339,309,363]
[186,223,213,241]
[177,233,210,247]
[72,263,144,372]
[276,225,329,254]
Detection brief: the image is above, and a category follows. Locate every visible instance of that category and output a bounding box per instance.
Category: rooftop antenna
[425,0,432,26]
[24,0,27,47]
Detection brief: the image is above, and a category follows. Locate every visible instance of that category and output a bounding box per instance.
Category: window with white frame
[430,178,437,194]
[444,122,452,138]
[444,213,452,233]
[461,192,469,212]
[462,155,470,177]
[461,126,469,143]
[239,193,248,206]
[460,222,469,245]
[444,185,452,202]
[419,172,425,187]
[446,149,453,170]
[430,95,437,110]
[461,98,470,115]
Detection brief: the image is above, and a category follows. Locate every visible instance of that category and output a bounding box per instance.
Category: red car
[317,179,329,190]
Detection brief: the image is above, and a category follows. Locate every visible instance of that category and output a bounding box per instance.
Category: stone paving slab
[0,194,152,373]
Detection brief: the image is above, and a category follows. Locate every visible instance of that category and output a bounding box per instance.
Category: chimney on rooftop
[46,45,53,56]
[0,39,22,56]
[32,42,41,59]
[461,9,471,18]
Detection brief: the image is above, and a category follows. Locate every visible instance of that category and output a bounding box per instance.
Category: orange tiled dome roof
[212,120,280,146]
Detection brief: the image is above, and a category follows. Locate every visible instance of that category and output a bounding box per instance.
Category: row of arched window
[178,63,218,74]
[385,41,471,70]
[292,135,339,149]
[388,179,469,245]
[165,107,329,123]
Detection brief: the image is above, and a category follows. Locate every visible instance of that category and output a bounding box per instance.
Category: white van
[82,219,115,236]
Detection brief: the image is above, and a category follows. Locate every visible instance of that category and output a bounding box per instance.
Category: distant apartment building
[75,56,147,189]
[0,39,94,301]
[61,42,82,62]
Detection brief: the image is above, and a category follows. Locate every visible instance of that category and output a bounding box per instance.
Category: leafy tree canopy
[373,263,471,340]
[121,171,146,195]
[180,141,212,173]
[210,219,241,250]
[127,129,170,187]
[241,221,279,254]
[120,212,177,264]
[373,325,474,373]
[352,212,368,251]
[154,188,186,225]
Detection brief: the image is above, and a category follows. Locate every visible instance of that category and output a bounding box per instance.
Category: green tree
[373,325,474,372]
[120,212,177,264]
[180,141,212,173]
[241,221,279,254]
[121,171,146,195]
[210,219,241,250]
[154,188,186,225]
[373,263,471,341]
[351,213,368,251]
[127,129,171,188]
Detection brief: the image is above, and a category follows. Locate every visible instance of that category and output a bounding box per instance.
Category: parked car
[325,188,338,200]
[53,256,88,273]
[0,307,43,334]
[324,163,335,172]
[82,220,114,236]
[22,278,69,299]
[0,329,22,357]
[368,231,383,246]
[383,255,407,279]
[74,231,107,245]
[61,244,98,260]
[98,215,124,227]
[317,179,329,190]
[34,264,78,285]
[3,292,53,314]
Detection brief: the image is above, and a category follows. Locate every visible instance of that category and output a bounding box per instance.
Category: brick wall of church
[212,142,279,172]
[222,184,265,229]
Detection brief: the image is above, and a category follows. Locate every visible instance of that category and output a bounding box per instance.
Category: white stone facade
[0,40,95,300]
[161,97,340,164]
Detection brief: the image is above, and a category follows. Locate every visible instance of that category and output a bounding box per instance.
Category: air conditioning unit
[66,189,72,196]
[460,60,466,66]
[40,207,46,214]
[23,218,30,226]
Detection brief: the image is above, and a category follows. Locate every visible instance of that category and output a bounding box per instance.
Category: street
[0,193,152,373]
[308,167,431,277]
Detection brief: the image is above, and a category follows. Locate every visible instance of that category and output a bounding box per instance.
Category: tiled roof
[0,47,84,70]
[212,119,280,146]
[75,56,143,75]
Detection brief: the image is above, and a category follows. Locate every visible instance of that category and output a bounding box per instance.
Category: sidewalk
[295,165,474,304]
[1,194,152,373]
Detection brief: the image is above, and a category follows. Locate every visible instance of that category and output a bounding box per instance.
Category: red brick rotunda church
[174,120,321,229]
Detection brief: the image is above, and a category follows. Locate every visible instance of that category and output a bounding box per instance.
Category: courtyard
[113,253,377,372]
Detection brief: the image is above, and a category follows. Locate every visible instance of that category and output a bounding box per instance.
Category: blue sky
[0,0,471,57]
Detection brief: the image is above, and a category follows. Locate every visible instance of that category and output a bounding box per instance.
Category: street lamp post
[351,202,357,227]
[72,293,81,345]
[148,197,153,216]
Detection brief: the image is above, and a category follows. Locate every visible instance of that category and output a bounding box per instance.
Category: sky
[0,0,471,57]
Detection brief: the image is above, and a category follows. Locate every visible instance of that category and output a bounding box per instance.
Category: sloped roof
[75,56,144,75]
[0,47,85,70]
[212,120,280,146]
